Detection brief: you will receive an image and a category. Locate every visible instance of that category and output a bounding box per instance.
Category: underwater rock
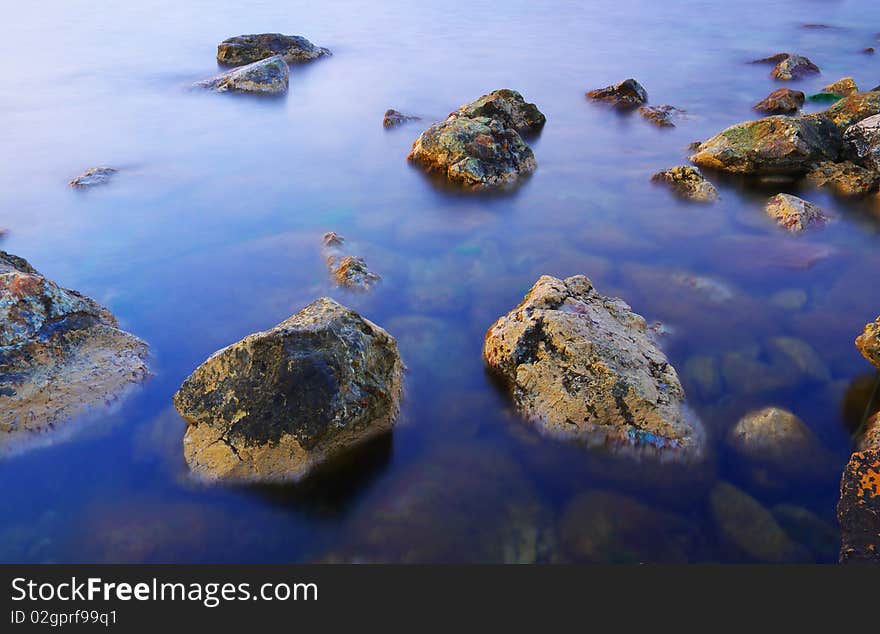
[68,167,117,189]
[689,115,841,176]
[383,109,420,128]
[0,251,149,450]
[821,77,859,97]
[586,78,647,108]
[638,105,684,127]
[856,316,880,370]
[843,113,880,172]
[173,298,404,482]
[838,446,880,563]
[683,354,723,400]
[822,90,880,130]
[321,232,380,291]
[193,55,289,94]
[771,504,839,561]
[651,165,719,202]
[408,115,536,187]
[770,54,820,80]
[769,288,808,310]
[483,275,704,460]
[753,88,805,114]
[452,89,546,133]
[805,160,880,196]
[216,33,330,65]
[764,193,828,232]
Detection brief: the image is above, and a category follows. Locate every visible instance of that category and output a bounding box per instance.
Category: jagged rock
[483,275,704,460]
[586,78,647,108]
[770,54,820,80]
[753,88,805,114]
[764,193,828,232]
[173,298,404,482]
[843,113,880,171]
[639,105,684,127]
[0,251,149,450]
[451,89,545,133]
[68,167,117,189]
[193,55,288,94]
[408,116,536,187]
[383,109,420,128]
[822,77,859,97]
[857,412,880,452]
[805,161,880,196]
[751,53,791,65]
[838,447,880,562]
[823,91,880,130]
[321,232,380,290]
[216,33,330,65]
[689,115,841,175]
[651,165,719,202]
[856,316,880,370]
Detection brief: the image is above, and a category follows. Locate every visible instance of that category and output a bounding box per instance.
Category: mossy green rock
[217,33,330,65]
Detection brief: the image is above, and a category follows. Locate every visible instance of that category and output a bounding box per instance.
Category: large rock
[805,161,880,196]
[173,298,404,482]
[651,165,719,202]
[193,55,289,94]
[216,33,330,65]
[856,316,880,370]
[843,113,880,171]
[586,78,647,108]
[483,275,704,460]
[823,91,880,130]
[408,115,536,187]
[689,114,841,175]
[822,77,859,97]
[770,54,820,80]
[0,252,149,450]
[838,447,880,562]
[452,89,545,133]
[753,88,805,114]
[764,193,828,232]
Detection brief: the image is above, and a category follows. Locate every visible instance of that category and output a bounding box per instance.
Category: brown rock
[651,165,719,202]
[764,193,828,232]
[856,316,880,370]
[586,78,647,108]
[770,54,820,80]
[805,161,880,196]
[754,88,805,114]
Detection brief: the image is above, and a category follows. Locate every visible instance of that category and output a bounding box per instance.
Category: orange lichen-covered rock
[837,448,880,562]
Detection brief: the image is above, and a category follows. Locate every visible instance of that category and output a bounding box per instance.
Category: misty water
[1,0,879,563]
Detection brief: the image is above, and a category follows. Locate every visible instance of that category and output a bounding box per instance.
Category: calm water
[1,0,880,563]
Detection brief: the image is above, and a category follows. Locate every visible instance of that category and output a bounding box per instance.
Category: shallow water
[1,0,880,563]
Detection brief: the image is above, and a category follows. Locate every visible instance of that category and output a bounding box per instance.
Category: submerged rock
[651,165,719,202]
[586,78,647,108]
[68,167,117,189]
[753,88,805,114]
[0,251,149,449]
[638,105,684,127]
[483,275,704,460]
[821,77,859,97]
[772,504,839,561]
[805,161,880,196]
[770,54,820,80]
[822,91,880,130]
[408,115,536,187]
[838,447,880,562]
[856,316,880,370]
[689,115,841,175]
[452,89,546,133]
[216,33,330,65]
[321,232,380,290]
[173,298,404,482]
[764,193,828,232]
[383,109,420,129]
[193,55,289,94]
[843,113,880,171]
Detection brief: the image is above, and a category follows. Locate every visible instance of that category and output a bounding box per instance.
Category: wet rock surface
[822,90,880,130]
[451,89,546,133]
[805,161,880,196]
[856,317,880,370]
[194,55,289,94]
[321,232,380,291]
[651,165,719,202]
[173,298,404,482]
[822,77,859,97]
[483,275,704,460]
[0,251,149,450]
[217,33,330,65]
[843,113,880,171]
[639,105,684,127]
[383,109,420,128]
[586,78,647,108]
[838,448,880,562]
[68,167,117,189]
[770,54,820,80]
[764,193,828,232]
[753,88,804,114]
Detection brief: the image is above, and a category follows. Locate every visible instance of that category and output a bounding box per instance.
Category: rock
[769,288,808,310]
[753,88,805,114]
[808,92,844,104]
[173,298,404,482]
[770,54,820,80]
[451,89,546,133]
[193,55,288,94]
[751,53,791,65]
[771,504,839,561]
[638,105,684,127]
[407,116,536,187]
[68,167,117,189]
[843,113,880,171]
[856,316,880,370]
[0,251,149,449]
[864,47,876,55]
[683,355,723,400]
[651,165,719,202]
[805,161,880,196]
[586,78,647,108]
[821,77,859,97]
[383,109,420,128]
[689,115,841,176]
[766,336,830,382]
[483,275,704,460]
[321,232,380,291]
[858,412,880,452]
[710,482,805,562]
[216,33,330,65]
[822,90,880,130]
[764,193,828,232]
[838,448,880,562]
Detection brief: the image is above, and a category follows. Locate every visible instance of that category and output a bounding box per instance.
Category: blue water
[1,0,879,562]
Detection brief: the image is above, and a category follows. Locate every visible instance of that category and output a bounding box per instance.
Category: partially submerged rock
[586,78,647,108]
[68,167,117,189]
[751,53,791,65]
[770,54,820,80]
[0,251,149,450]
[321,232,380,291]
[638,105,684,127]
[821,77,859,97]
[651,165,719,202]
[805,161,880,196]
[173,298,403,482]
[216,33,330,65]
[843,113,880,171]
[764,193,828,232]
[856,317,880,370]
[452,89,546,133]
[822,91,880,130]
[383,109,420,129]
[753,88,804,114]
[483,275,704,460]
[194,55,288,94]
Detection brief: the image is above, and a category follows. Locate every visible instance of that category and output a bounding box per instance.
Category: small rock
[856,316,880,370]
[217,33,330,65]
[864,47,876,55]
[751,53,791,65]
[451,89,546,133]
[764,193,828,232]
[821,77,859,97]
[683,355,723,400]
[770,54,820,81]
[766,336,831,382]
[68,167,117,189]
[651,165,719,202]
[193,55,289,94]
[822,90,880,130]
[383,109,420,128]
[837,448,880,562]
[843,113,880,171]
[769,288,808,310]
[638,105,684,127]
[586,78,647,108]
[321,232,380,291]
[771,504,839,561]
[753,88,805,114]
[805,161,880,196]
